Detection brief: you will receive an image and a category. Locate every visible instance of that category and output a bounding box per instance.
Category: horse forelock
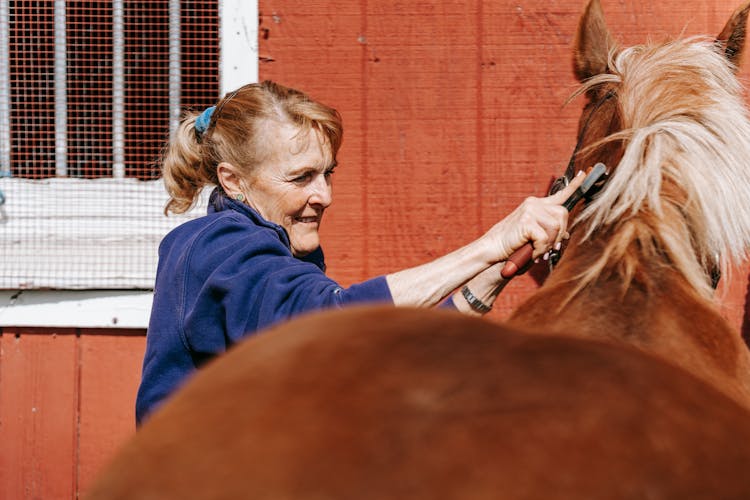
[569,36,750,299]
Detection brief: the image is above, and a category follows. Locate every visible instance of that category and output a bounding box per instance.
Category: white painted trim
[219,0,258,95]
[0,290,152,329]
[0,177,210,289]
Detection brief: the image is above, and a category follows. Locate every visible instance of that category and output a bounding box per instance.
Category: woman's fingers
[523,203,569,256]
[490,169,588,263]
[547,170,586,204]
[527,219,562,259]
[529,230,552,259]
[531,170,587,251]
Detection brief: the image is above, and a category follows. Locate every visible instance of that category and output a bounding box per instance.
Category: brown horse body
[86,1,750,498]
[511,254,750,410]
[88,307,750,499]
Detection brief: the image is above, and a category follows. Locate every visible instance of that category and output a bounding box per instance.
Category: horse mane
[569,36,750,299]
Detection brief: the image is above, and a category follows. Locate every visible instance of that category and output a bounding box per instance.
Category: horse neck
[508,242,750,409]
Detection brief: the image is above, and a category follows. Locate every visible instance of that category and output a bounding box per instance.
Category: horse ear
[716,1,750,70]
[573,0,615,82]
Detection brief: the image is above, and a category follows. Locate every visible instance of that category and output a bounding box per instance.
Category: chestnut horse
[86,1,750,498]
[509,0,750,412]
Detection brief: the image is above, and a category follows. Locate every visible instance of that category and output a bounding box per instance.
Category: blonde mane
[570,36,750,298]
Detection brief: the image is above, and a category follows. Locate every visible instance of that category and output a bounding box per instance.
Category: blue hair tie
[195,106,216,135]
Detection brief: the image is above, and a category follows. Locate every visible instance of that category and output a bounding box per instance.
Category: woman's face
[245,122,336,257]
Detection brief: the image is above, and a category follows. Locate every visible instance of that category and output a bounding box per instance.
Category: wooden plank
[360,1,484,278]
[77,331,145,495]
[0,328,78,499]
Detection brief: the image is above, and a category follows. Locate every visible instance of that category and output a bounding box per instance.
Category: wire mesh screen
[0,0,220,289]
[68,1,113,179]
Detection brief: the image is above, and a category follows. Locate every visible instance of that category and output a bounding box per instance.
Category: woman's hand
[386,169,586,308]
[484,171,586,262]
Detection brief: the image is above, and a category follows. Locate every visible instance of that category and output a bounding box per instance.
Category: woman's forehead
[268,122,331,158]
[260,121,333,168]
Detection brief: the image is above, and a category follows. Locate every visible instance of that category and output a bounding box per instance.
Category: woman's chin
[290,235,320,257]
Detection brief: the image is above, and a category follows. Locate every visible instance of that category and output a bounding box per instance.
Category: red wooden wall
[4,0,750,497]
[0,328,144,497]
[258,0,750,320]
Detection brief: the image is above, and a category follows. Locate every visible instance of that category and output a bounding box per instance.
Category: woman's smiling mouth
[295,215,320,224]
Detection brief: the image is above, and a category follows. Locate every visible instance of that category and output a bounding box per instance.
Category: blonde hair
[570,37,750,299]
[162,80,343,214]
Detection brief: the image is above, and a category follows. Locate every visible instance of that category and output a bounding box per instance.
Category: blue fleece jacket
[135,189,394,425]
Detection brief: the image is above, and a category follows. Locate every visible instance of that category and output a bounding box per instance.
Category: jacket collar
[207,188,326,271]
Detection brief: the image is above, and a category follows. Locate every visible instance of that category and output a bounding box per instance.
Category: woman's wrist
[453,262,506,316]
[461,285,493,314]
[477,230,512,266]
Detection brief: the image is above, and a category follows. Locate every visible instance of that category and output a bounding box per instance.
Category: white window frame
[0,0,258,328]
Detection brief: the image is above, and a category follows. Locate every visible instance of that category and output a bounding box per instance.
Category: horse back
[85,306,750,499]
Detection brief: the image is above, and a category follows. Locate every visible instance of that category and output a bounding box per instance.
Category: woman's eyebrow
[288,161,337,176]
[286,164,316,175]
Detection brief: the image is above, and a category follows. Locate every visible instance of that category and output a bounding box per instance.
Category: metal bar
[112,0,125,178]
[54,0,67,177]
[0,0,10,176]
[169,0,181,139]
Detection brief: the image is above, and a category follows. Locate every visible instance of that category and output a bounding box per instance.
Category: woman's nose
[309,174,332,207]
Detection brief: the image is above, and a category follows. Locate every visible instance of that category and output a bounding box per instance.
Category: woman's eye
[324,168,336,177]
[292,172,312,183]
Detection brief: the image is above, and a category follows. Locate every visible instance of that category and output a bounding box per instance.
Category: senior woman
[135,80,583,425]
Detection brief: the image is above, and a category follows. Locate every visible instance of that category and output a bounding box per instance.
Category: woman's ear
[216,162,245,197]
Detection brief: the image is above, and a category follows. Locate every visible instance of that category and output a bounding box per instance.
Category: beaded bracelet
[461,285,492,314]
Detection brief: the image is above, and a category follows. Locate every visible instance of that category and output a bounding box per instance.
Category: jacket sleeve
[180,216,393,354]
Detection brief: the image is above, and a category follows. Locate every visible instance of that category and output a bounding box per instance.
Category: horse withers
[85,1,750,498]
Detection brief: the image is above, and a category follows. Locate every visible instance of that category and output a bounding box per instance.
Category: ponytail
[161,113,218,214]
